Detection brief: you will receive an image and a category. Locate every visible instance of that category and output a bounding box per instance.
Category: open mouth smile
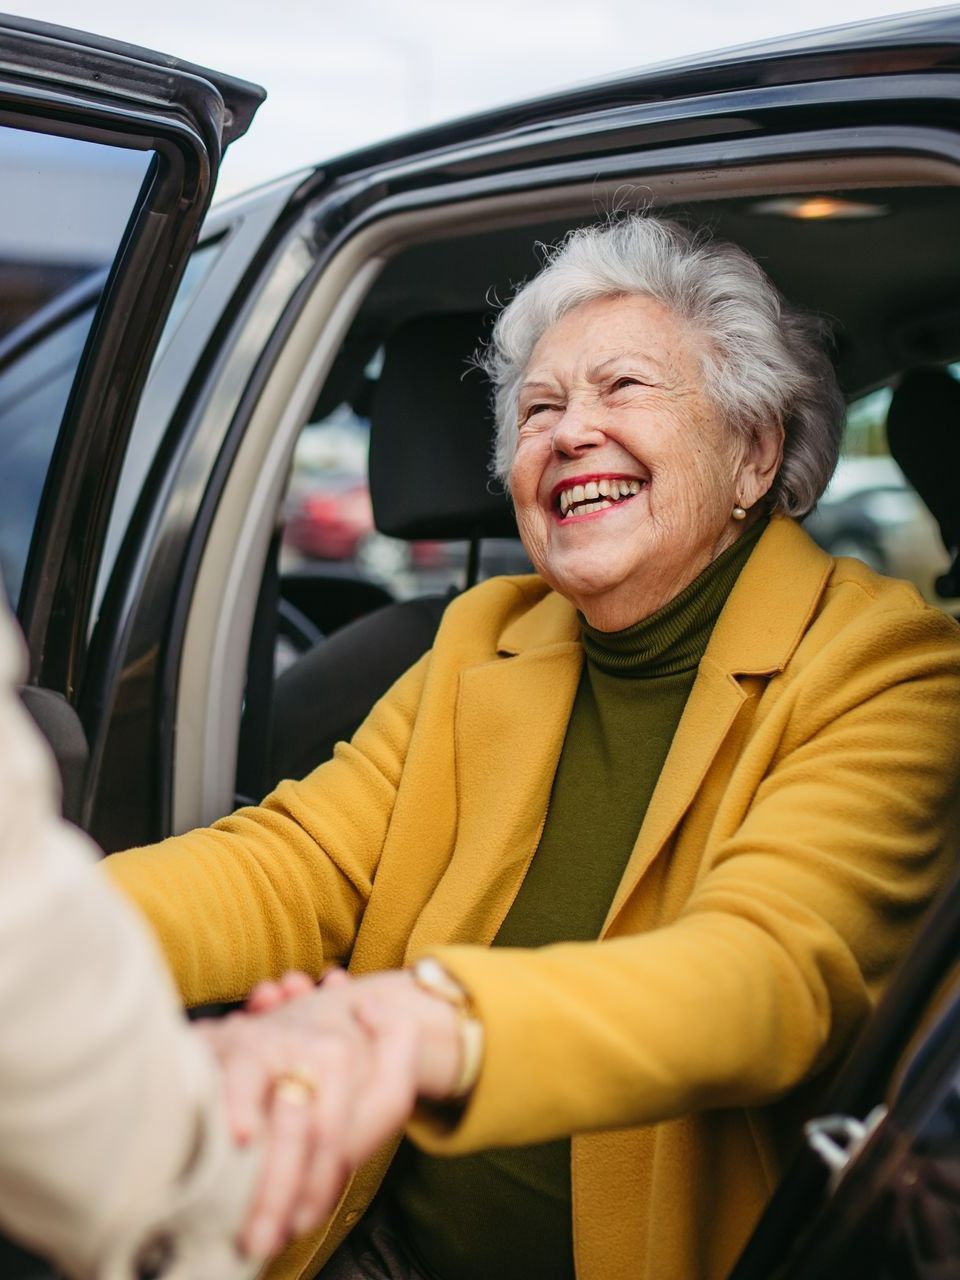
[550,474,647,521]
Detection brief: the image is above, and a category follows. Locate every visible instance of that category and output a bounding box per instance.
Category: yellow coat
[107,517,960,1280]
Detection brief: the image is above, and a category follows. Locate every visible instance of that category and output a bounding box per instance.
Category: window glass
[0,125,152,606]
[804,379,957,612]
[281,404,476,601]
[281,409,528,600]
[90,236,224,624]
[278,357,529,670]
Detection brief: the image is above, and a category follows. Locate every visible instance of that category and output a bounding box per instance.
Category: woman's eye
[525,403,558,420]
[611,376,640,392]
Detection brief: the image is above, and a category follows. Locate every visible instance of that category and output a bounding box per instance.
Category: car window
[0,124,153,608]
[282,404,470,599]
[281,363,529,616]
[805,380,957,611]
[89,236,224,624]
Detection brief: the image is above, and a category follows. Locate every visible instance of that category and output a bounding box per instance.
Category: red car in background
[284,472,374,561]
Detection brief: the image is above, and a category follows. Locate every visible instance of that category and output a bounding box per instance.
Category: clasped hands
[194,967,464,1260]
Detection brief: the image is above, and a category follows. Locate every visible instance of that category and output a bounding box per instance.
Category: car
[2,8,959,1277]
[285,473,376,562]
[281,414,450,581]
[804,453,950,590]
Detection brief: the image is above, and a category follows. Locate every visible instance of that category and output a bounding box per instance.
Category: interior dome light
[750,196,889,220]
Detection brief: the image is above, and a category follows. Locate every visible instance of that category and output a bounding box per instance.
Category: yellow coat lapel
[410,517,832,951]
[605,516,832,929]
[406,592,582,953]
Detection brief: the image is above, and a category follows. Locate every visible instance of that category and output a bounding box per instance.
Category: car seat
[885,366,960,599]
[265,314,516,788]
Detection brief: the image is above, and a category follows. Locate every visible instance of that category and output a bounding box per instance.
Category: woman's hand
[247,968,466,1099]
[196,968,464,1259]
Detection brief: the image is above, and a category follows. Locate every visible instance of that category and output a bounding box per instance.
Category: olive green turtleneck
[391,520,768,1280]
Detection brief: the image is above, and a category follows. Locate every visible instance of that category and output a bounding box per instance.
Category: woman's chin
[541,558,636,609]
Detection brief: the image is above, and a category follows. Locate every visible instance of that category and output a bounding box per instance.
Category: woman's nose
[551,402,606,456]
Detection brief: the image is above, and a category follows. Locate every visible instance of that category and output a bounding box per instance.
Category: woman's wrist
[407,959,484,1100]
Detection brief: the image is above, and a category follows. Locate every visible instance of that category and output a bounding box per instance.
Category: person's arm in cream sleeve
[0,598,259,1280]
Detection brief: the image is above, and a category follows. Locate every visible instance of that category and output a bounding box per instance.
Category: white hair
[482,216,845,517]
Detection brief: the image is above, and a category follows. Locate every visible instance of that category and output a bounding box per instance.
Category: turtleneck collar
[579,517,768,678]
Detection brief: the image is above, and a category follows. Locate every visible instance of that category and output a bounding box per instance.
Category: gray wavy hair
[482,216,845,518]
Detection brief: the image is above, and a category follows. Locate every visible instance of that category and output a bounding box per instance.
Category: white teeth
[557,477,645,517]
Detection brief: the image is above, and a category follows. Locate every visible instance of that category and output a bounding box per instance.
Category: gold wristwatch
[410,956,485,1099]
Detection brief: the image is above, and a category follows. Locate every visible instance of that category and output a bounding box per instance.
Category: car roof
[309,6,960,180]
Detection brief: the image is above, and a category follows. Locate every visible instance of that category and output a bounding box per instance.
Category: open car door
[0,19,263,1274]
[0,14,264,819]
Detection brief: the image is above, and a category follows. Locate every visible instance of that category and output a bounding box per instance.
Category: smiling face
[508,293,781,630]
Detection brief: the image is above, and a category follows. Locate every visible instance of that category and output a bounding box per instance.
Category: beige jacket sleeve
[0,602,259,1280]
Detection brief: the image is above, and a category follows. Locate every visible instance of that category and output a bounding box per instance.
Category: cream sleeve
[0,602,259,1280]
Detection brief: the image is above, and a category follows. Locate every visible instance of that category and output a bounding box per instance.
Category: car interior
[217,170,960,1274]
[232,174,960,810]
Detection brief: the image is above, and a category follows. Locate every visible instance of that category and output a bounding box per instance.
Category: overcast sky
[6,0,958,199]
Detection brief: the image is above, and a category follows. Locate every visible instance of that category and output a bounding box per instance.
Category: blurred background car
[804,454,946,589]
[803,382,958,607]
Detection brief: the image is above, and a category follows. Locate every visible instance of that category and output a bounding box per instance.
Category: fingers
[347,995,420,1161]
[242,1033,363,1253]
[284,1001,419,1240]
[290,1040,356,1236]
[220,1043,271,1145]
[196,1014,272,1145]
[281,971,317,998]
[205,973,423,1257]
[246,970,316,1013]
[241,1081,316,1258]
[245,981,285,1014]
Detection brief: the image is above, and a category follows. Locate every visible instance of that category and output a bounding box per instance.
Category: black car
[2,9,959,1277]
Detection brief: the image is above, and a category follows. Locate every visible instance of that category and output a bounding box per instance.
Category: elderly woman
[107,216,960,1280]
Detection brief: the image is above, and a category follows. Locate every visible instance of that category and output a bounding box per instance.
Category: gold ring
[272,1065,318,1105]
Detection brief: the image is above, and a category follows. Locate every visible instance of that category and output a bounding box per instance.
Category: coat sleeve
[105,652,430,1006]
[0,604,259,1279]
[410,604,960,1154]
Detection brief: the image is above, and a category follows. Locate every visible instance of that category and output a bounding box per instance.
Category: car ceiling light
[750,196,889,220]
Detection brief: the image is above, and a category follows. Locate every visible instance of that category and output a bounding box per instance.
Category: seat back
[266,314,513,788]
[886,367,960,596]
[368,314,515,541]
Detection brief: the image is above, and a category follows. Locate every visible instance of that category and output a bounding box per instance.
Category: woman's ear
[737,422,784,510]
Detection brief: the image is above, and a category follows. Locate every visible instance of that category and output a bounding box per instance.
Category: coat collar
[495,515,832,678]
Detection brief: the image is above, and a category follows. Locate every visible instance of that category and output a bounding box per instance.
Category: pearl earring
[732,503,747,521]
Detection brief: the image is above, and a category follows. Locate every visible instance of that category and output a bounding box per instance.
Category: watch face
[414,958,467,1006]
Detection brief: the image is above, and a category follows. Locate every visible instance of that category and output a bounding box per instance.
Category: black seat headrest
[886,367,960,555]
[368,315,517,541]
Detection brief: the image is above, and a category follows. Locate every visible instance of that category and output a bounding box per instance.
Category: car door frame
[0,14,263,698]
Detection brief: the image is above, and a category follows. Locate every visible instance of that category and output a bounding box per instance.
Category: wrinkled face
[509,293,755,628]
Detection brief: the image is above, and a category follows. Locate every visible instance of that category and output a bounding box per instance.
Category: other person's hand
[195,977,423,1259]
[198,967,464,1259]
